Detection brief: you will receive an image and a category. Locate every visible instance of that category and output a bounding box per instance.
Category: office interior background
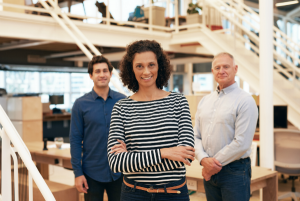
[0,0,300,200]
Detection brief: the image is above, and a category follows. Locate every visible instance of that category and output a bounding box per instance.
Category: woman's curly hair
[119,40,171,93]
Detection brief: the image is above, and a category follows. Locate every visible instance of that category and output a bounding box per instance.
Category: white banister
[37,0,93,59]
[0,106,56,201]
[37,0,126,94]
[1,128,12,201]
[10,146,19,201]
[205,0,300,89]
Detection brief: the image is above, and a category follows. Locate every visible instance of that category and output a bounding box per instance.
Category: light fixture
[276,0,299,7]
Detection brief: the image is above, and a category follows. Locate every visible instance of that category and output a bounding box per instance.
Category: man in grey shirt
[194,52,258,201]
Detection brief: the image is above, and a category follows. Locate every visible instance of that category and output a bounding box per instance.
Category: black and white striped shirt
[107,92,195,184]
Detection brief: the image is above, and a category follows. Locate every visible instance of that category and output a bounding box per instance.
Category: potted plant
[142,0,166,27]
[186,3,202,27]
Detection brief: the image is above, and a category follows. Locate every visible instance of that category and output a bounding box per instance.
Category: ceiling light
[276,0,299,7]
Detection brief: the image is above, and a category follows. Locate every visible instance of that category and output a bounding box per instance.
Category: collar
[216,82,238,94]
[91,87,113,100]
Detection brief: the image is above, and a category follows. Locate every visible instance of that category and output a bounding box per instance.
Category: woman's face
[132,51,158,89]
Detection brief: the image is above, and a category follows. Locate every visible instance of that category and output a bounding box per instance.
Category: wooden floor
[49,165,300,201]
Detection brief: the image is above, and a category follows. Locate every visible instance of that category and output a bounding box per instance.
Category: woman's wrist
[160,147,170,159]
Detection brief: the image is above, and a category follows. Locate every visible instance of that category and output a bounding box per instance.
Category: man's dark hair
[119,40,171,92]
[88,55,113,75]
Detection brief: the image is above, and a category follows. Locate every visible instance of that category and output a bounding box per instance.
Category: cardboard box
[8,97,42,121]
[42,102,51,113]
[12,120,43,142]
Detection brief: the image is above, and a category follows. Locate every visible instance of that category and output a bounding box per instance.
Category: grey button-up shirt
[194,82,258,166]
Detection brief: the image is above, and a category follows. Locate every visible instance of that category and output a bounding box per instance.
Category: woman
[107,40,195,201]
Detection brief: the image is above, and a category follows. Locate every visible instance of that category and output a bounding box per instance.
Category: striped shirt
[107,92,194,184]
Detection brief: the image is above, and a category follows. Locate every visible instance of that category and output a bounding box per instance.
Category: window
[2,70,130,109]
[71,73,93,93]
[0,71,4,88]
[173,74,183,93]
[193,74,213,92]
[41,72,70,93]
[5,71,39,93]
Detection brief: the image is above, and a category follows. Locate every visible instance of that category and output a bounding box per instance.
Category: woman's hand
[110,139,127,154]
[160,146,195,166]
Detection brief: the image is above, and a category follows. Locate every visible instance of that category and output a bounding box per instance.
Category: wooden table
[185,161,278,201]
[26,141,72,180]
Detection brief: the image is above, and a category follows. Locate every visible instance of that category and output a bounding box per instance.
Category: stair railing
[37,0,126,94]
[203,0,300,89]
[0,105,55,201]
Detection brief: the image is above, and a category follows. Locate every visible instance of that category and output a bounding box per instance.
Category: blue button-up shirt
[70,88,126,182]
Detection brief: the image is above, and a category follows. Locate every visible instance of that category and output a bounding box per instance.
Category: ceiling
[0,36,212,72]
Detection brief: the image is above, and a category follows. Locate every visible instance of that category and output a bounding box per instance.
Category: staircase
[192,0,300,129]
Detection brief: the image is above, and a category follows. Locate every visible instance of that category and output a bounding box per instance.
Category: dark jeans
[203,157,251,201]
[84,174,123,201]
[121,176,189,201]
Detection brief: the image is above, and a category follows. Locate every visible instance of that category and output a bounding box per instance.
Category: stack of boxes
[8,96,43,142]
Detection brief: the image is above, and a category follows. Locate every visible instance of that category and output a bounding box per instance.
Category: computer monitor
[256,105,288,129]
[49,95,64,105]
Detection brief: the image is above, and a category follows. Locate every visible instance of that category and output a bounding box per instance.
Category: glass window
[41,72,70,93]
[173,74,183,93]
[71,73,93,93]
[193,74,213,92]
[5,71,39,93]
[0,71,4,88]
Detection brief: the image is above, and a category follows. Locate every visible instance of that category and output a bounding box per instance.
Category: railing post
[175,0,179,33]
[1,129,12,201]
[149,0,153,31]
[106,0,110,26]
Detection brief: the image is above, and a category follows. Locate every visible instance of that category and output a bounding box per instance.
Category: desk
[26,142,72,179]
[185,162,278,201]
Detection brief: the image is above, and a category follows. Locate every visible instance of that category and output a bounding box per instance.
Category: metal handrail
[224,0,300,50]
[205,0,300,86]
[0,105,55,201]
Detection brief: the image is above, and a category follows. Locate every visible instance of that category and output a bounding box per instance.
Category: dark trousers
[121,176,189,201]
[203,157,251,201]
[84,174,123,201]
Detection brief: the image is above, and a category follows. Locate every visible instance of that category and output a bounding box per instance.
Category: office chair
[274,129,300,201]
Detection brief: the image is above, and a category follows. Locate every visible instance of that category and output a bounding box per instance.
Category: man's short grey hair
[212,52,235,66]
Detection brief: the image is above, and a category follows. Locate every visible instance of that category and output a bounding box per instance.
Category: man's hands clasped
[201,157,222,181]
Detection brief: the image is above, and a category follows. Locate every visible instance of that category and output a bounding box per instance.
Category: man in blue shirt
[70,55,126,201]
